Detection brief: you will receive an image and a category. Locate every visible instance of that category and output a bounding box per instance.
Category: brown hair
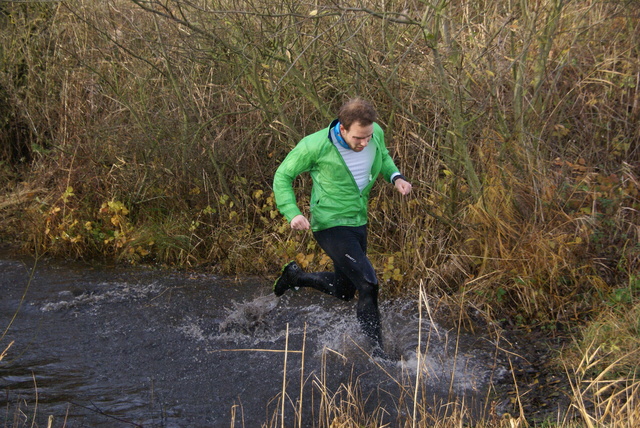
[338,98,377,129]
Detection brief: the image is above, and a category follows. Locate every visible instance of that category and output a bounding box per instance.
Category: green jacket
[273,120,400,232]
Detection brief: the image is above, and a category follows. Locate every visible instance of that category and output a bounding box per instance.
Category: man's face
[340,121,373,152]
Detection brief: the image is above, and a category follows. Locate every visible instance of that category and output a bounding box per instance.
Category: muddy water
[1,249,515,427]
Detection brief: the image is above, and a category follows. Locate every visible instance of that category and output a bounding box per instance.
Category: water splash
[177,316,211,342]
[39,281,165,313]
[218,295,279,337]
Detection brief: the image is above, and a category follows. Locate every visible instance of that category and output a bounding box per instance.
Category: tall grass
[256,288,640,427]
[0,1,639,422]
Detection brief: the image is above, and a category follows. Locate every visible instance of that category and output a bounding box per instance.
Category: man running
[272,97,412,356]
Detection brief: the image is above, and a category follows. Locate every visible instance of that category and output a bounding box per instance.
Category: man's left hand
[395,178,412,196]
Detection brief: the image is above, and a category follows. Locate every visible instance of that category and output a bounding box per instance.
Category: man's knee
[360,280,379,297]
[361,263,377,285]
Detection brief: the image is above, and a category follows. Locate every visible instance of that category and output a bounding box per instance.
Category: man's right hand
[290,215,310,230]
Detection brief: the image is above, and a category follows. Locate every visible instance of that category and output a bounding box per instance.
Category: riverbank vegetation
[1,0,638,425]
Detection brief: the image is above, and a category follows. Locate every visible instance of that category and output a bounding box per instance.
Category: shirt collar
[329,119,350,150]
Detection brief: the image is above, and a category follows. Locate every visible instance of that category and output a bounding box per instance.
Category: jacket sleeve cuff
[280,205,303,223]
[391,173,407,184]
